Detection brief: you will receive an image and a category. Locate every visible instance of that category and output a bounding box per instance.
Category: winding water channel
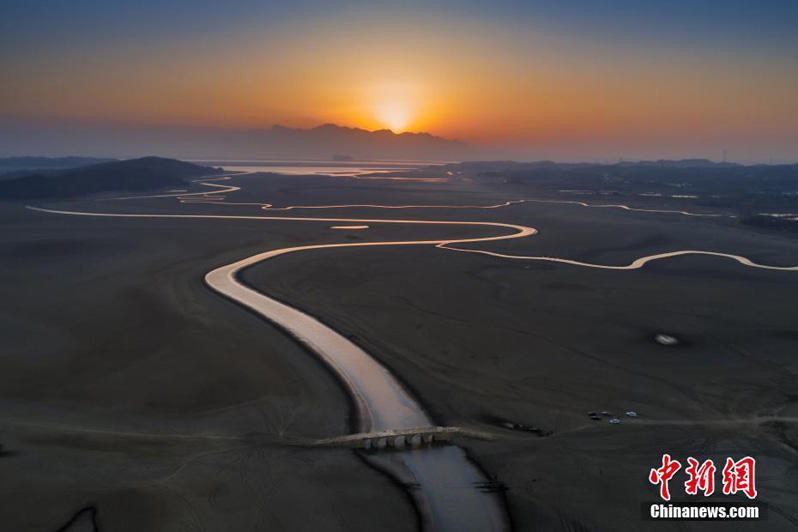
[25,171,798,530]
[29,205,530,530]
[206,242,513,530]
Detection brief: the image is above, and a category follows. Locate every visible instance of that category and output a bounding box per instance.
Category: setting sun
[373,101,414,132]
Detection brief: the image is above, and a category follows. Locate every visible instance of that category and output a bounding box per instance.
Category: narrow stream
[205,244,511,531]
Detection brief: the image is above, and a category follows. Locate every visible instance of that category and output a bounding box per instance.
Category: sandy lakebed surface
[2,169,798,530]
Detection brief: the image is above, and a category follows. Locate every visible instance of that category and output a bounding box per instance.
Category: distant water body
[190,159,441,177]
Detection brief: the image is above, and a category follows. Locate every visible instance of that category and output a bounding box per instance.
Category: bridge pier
[312,426,495,451]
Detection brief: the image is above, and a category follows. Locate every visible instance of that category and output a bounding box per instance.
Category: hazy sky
[2,0,797,161]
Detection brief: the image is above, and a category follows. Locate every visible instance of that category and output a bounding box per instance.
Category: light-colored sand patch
[654,333,680,346]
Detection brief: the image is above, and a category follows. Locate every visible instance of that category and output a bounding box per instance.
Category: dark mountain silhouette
[0,156,221,200]
[0,121,475,161]
[615,158,741,169]
[453,159,757,174]
[228,124,472,160]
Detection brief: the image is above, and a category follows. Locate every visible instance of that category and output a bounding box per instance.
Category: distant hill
[0,156,116,171]
[615,159,741,169]
[0,156,222,200]
[229,124,471,161]
[455,159,745,170]
[0,121,476,161]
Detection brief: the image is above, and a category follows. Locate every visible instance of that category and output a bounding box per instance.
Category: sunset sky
[1,0,797,161]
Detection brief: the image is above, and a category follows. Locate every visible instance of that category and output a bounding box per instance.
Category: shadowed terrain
[2,166,798,530]
[0,157,222,200]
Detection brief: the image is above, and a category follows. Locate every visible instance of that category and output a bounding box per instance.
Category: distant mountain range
[615,158,741,169]
[238,124,471,160]
[172,123,472,160]
[0,122,475,161]
[448,158,756,174]
[0,156,221,200]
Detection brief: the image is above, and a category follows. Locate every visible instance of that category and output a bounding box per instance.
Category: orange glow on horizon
[373,101,414,132]
[3,12,795,156]
[362,80,424,133]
